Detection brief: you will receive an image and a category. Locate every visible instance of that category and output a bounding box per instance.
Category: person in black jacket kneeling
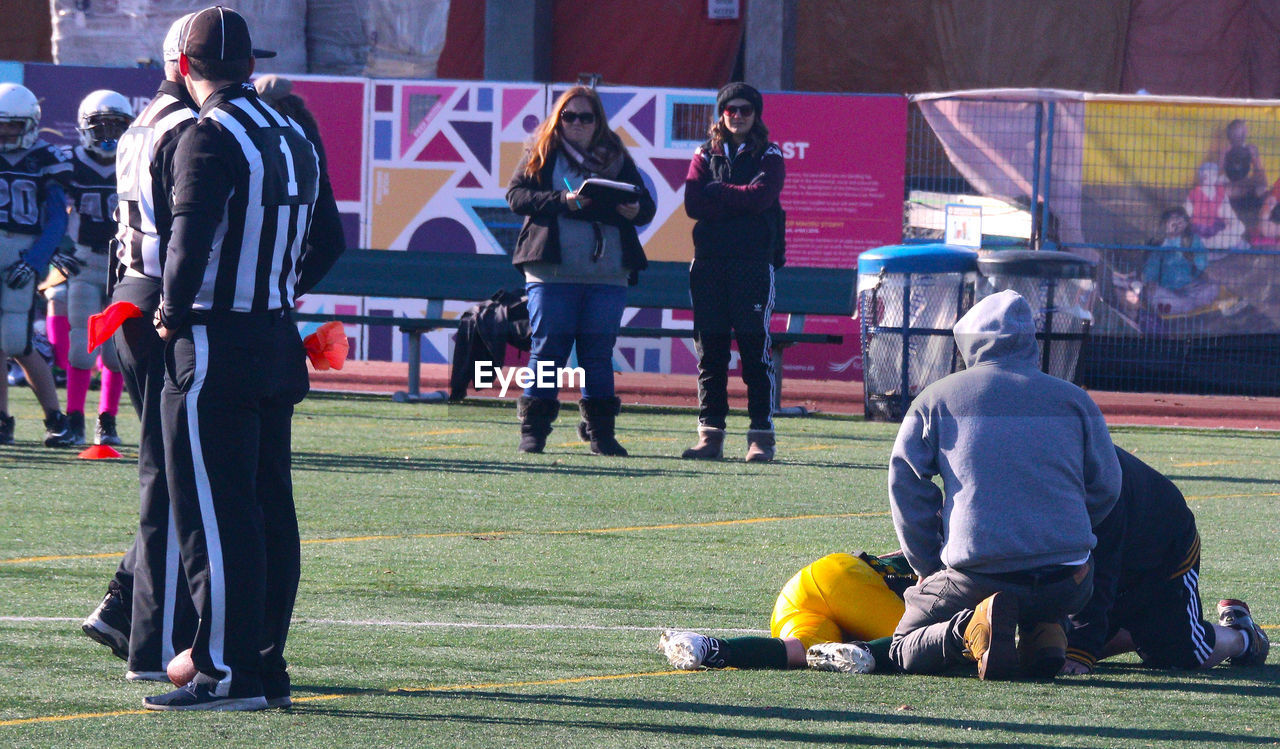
[682,82,785,462]
[506,86,654,455]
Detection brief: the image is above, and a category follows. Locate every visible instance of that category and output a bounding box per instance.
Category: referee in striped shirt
[145,6,343,712]
[81,13,202,682]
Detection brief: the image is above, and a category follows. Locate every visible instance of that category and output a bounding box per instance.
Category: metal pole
[1030,102,1044,249]
[900,275,911,419]
[1041,101,1056,248]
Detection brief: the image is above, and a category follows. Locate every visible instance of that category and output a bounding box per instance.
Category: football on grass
[167,648,197,686]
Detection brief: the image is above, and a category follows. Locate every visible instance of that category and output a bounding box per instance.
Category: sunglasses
[723,104,754,118]
[560,111,596,125]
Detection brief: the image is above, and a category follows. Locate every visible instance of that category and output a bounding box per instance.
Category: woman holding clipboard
[682,82,786,463]
[507,85,655,455]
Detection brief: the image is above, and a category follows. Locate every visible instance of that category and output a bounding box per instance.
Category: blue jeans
[524,282,626,399]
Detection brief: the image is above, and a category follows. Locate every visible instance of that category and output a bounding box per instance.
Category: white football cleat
[659,630,711,670]
[806,641,876,674]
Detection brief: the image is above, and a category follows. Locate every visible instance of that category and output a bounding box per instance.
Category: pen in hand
[563,177,582,209]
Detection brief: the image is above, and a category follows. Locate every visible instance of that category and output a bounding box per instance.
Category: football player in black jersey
[0,82,75,447]
[46,90,133,445]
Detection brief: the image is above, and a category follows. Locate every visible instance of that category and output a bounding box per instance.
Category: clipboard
[576,177,643,206]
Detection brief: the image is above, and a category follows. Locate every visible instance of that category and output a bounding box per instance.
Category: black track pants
[689,258,775,430]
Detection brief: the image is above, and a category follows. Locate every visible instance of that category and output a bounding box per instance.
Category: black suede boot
[579,396,627,456]
[516,396,560,453]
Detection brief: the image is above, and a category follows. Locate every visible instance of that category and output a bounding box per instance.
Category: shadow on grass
[293,688,1280,746]
[1165,473,1280,487]
[0,444,100,467]
[290,450,707,479]
[1064,665,1280,698]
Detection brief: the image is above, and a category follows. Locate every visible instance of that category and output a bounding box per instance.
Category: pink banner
[765,93,907,380]
[288,79,366,204]
[767,93,907,268]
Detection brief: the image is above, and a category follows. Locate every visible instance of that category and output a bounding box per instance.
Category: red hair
[523,86,622,177]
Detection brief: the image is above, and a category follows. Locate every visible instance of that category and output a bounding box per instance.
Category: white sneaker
[659,630,711,670]
[806,641,876,674]
[126,670,170,682]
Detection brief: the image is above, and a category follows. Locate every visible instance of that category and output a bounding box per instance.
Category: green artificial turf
[0,393,1276,747]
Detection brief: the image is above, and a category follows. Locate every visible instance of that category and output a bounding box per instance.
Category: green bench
[298,249,855,410]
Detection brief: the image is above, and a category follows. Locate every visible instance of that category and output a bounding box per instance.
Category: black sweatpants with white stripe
[689,257,775,431]
[162,309,308,698]
[110,275,197,673]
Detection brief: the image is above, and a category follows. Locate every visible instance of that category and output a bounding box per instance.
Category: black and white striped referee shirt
[113,79,198,280]
[162,82,320,329]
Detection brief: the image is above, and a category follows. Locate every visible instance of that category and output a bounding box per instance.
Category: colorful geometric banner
[11,62,909,378]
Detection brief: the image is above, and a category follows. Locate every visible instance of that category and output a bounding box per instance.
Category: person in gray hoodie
[886,289,1122,680]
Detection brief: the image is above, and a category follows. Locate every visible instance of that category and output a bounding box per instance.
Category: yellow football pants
[770,553,906,649]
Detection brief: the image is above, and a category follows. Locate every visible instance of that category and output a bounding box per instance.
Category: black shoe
[94,412,122,446]
[43,410,75,448]
[1219,599,1270,666]
[263,670,292,708]
[143,681,268,712]
[66,411,86,446]
[0,412,13,445]
[82,582,130,660]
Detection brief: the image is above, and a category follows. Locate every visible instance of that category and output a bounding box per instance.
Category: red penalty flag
[87,302,143,352]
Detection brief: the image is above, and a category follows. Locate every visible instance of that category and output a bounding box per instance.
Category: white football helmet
[77,89,134,158]
[0,82,40,153]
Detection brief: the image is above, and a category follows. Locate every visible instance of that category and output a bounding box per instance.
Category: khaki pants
[890,561,1094,674]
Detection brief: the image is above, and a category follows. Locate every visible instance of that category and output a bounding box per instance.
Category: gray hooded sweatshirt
[888,289,1122,577]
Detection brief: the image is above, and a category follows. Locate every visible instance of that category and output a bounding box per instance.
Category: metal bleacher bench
[297,249,855,411]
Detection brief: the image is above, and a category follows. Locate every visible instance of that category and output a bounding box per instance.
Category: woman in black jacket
[681,82,785,462]
[506,85,655,455]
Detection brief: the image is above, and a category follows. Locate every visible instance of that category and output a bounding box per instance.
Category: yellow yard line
[1184,492,1280,502]
[2,551,125,564]
[3,512,888,564]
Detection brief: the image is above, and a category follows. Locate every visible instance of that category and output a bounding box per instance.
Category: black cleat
[66,411,86,446]
[82,582,130,660]
[94,412,122,446]
[43,411,75,448]
[144,681,268,712]
[0,412,13,445]
[1219,599,1270,666]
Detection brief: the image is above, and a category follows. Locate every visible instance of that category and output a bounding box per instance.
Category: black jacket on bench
[506,149,654,283]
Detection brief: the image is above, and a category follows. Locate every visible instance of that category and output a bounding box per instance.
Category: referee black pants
[110,275,196,673]
[689,258,775,430]
[162,309,308,698]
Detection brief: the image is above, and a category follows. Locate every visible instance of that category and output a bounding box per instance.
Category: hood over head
[952,289,1040,368]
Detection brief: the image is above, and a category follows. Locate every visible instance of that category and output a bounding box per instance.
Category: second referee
[145,6,342,711]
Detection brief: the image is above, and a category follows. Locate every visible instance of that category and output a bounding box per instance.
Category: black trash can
[976,250,1097,383]
[857,244,979,421]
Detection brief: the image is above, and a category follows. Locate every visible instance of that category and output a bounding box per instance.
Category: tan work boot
[744,429,776,462]
[964,592,1019,680]
[681,425,725,460]
[1018,621,1067,679]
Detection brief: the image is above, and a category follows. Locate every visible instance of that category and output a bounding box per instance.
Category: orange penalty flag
[78,444,123,460]
[303,321,349,371]
[87,302,143,352]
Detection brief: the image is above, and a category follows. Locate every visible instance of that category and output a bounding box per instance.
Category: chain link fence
[906,90,1280,395]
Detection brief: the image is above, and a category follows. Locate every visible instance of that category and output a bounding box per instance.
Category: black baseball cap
[181,6,277,61]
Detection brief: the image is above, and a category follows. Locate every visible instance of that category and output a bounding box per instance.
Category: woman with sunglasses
[681,82,786,462]
[507,86,655,455]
